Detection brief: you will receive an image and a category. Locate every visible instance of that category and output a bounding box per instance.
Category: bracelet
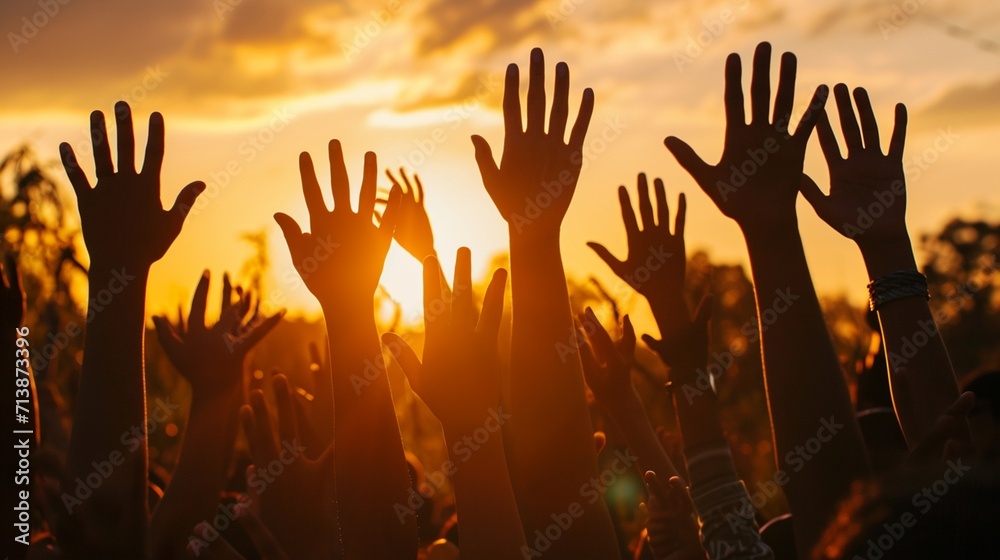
[867,269,929,311]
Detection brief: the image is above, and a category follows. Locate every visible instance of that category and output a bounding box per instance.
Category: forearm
[321,301,415,559]
[445,429,525,559]
[506,228,618,556]
[741,224,869,552]
[669,378,772,560]
[604,395,678,479]
[150,383,241,560]
[859,238,964,447]
[65,264,150,555]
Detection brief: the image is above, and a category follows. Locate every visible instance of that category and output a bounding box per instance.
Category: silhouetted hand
[800,85,908,249]
[153,272,283,398]
[577,309,637,407]
[1,253,23,329]
[274,140,400,304]
[383,248,507,433]
[242,375,337,560]
[665,42,827,233]
[642,297,712,374]
[588,173,686,309]
[60,101,205,269]
[643,472,704,560]
[471,48,594,236]
[379,168,436,261]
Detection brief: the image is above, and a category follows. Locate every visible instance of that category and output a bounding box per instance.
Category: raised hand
[385,249,525,557]
[799,85,908,250]
[642,297,712,374]
[380,168,436,261]
[1,253,23,329]
[665,42,827,232]
[471,47,594,235]
[242,375,338,560]
[153,272,284,398]
[60,101,205,268]
[588,174,686,303]
[578,308,637,407]
[383,247,507,432]
[798,85,964,450]
[149,273,282,559]
[578,308,680,480]
[642,472,704,560]
[274,140,399,304]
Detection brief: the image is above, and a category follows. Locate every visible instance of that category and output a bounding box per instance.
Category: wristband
[867,269,928,311]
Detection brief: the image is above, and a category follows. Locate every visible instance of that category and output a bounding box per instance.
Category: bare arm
[273,141,415,558]
[149,274,282,559]
[799,85,965,448]
[59,103,204,557]
[471,48,619,557]
[385,249,524,558]
[665,43,869,555]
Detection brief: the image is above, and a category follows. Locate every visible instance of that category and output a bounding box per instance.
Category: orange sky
[2,0,999,333]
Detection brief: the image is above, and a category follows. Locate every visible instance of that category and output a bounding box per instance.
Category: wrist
[858,235,916,279]
[508,223,561,246]
[739,214,800,242]
[320,296,375,319]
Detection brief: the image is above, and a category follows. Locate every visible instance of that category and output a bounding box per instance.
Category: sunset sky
[2,0,998,331]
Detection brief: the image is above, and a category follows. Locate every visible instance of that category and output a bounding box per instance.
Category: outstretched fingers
[549,61,570,141]
[526,48,546,135]
[59,143,91,197]
[749,42,772,125]
[114,101,136,174]
[142,111,165,178]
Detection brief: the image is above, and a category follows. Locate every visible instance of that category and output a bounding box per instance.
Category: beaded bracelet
[867,269,929,311]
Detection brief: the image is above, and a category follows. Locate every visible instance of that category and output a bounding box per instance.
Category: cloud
[915,76,1000,131]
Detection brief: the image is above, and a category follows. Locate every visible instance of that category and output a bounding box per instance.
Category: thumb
[664,137,711,184]
[273,212,303,249]
[799,174,829,216]
[642,333,667,356]
[382,333,422,386]
[169,181,206,226]
[586,242,624,276]
[471,135,500,187]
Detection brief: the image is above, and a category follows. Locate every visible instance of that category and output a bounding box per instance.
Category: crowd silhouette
[3,42,999,560]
